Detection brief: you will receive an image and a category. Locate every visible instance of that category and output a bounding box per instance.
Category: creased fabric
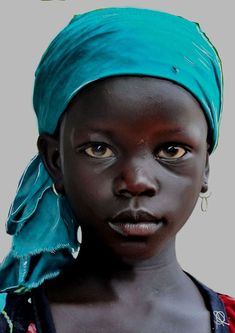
[0,156,79,293]
[0,7,223,293]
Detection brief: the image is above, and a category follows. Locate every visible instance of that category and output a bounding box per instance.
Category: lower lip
[108,221,163,237]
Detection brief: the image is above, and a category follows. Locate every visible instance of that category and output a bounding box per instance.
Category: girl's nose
[113,162,158,198]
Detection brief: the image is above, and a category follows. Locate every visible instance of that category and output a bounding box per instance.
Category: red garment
[219,294,235,333]
[26,323,37,333]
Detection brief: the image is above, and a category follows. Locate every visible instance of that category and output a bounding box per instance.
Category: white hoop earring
[199,192,211,212]
[52,183,61,197]
[77,226,82,244]
[71,226,82,259]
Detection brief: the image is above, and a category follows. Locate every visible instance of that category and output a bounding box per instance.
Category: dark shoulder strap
[31,287,56,333]
[185,272,230,333]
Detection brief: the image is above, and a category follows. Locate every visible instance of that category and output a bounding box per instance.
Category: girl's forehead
[65,76,204,123]
[61,76,208,141]
[69,76,196,100]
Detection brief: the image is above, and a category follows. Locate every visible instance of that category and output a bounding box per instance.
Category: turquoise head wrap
[0,7,223,294]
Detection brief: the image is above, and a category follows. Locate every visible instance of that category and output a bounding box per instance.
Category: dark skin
[38,77,211,333]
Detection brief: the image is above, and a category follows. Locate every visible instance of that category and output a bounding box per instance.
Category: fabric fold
[0,155,79,293]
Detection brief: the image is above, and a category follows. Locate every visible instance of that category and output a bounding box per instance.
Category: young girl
[0,6,234,333]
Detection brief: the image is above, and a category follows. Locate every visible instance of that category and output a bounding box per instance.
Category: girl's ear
[37,134,64,194]
[201,152,210,193]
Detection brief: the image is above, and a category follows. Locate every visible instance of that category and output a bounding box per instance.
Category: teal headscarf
[0,7,223,294]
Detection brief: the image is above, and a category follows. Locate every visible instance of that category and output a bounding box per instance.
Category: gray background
[0,0,234,295]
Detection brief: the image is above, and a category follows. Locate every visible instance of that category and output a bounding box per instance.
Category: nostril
[118,189,133,198]
[141,188,156,197]
[116,187,156,198]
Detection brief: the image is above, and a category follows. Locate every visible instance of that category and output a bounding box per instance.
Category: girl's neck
[45,237,189,303]
[77,237,184,290]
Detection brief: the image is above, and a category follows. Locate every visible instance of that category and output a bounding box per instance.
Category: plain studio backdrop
[0,0,233,295]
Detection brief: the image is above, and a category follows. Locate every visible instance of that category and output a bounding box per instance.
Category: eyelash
[78,142,190,160]
[78,142,116,159]
[154,143,190,161]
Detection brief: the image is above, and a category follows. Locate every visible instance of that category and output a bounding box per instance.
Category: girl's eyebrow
[71,128,117,143]
[154,127,187,134]
[72,127,193,141]
[152,127,204,142]
[154,128,196,137]
[73,124,192,134]
[73,128,114,136]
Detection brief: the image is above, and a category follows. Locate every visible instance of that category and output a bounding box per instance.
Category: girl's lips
[108,221,164,236]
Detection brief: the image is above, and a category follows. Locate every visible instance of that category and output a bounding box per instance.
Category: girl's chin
[110,238,163,262]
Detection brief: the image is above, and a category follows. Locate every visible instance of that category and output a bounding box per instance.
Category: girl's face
[51,77,209,260]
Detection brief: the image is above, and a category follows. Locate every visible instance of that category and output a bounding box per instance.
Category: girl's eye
[84,144,114,158]
[156,145,187,160]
